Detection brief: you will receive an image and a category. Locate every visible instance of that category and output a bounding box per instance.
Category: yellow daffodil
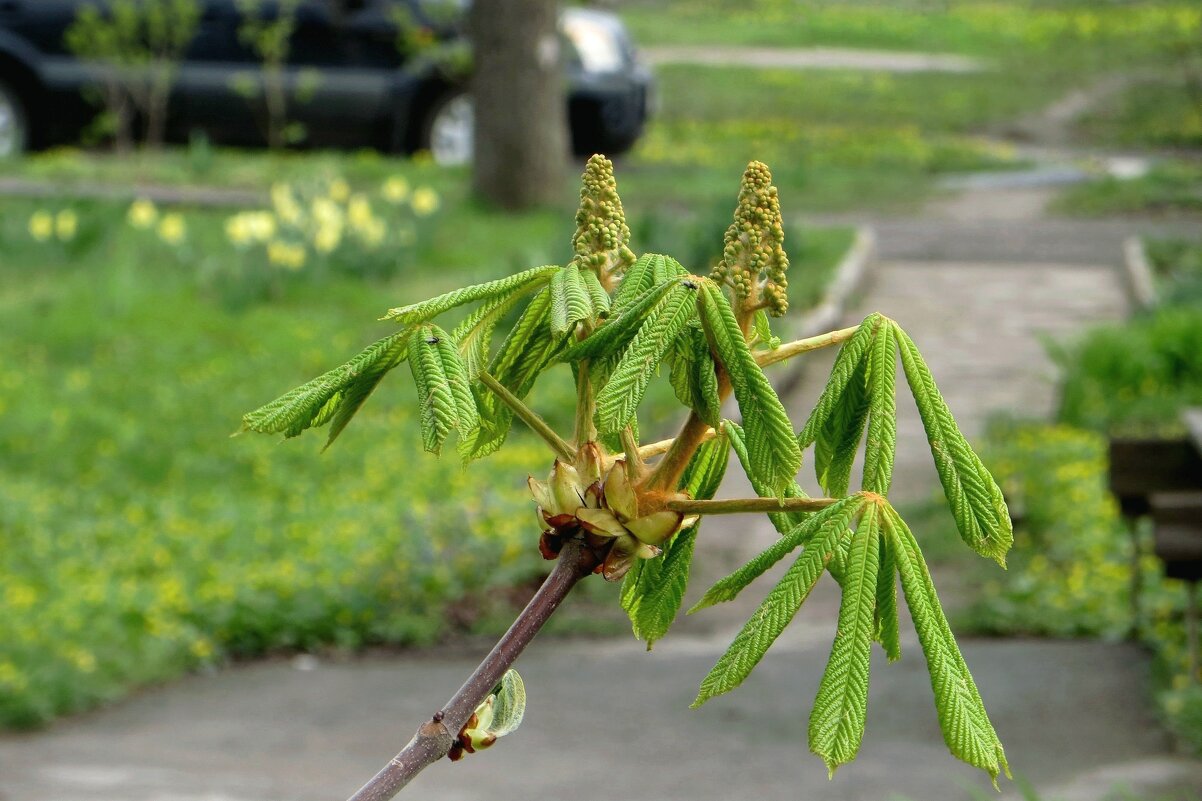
[157,213,187,245]
[328,178,351,203]
[55,210,78,241]
[411,186,440,216]
[28,211,53,242]
[313,222,342,254]
[127,199,158,229]
[267,240,307,271]
[381,175,410,203]
[271,182,303,225]
[347,194,373,229]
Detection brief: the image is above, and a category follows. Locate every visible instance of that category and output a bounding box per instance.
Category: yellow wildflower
[267,240,307,270]
[347,194,374,230]
[55,209,78,241]
[28,211,53,241]
[271,182,303,225]
[158,213,187,245]
[127,198,158,229]
[313,222,342,254]
[411,186,440,216]
[381,175,410,203]
[311,197,343,228]
[328,178,351,203]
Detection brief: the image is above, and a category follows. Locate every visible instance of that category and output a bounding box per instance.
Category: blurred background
[1,1,1202,799]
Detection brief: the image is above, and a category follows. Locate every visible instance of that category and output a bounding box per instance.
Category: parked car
[0,0,653,164]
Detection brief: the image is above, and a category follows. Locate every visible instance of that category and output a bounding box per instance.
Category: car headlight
[562,12,626,74]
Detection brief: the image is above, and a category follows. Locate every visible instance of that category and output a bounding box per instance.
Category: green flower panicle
[571,154,636,284]
[711,160,790,317]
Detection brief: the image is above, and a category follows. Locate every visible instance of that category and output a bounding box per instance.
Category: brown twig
[346,538,599,801]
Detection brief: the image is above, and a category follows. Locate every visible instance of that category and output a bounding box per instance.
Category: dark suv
[0,0,653,163]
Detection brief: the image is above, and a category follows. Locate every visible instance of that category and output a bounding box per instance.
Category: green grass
[622,0,1195,69]
[1053,160,1202,217]
[1076,78,1202,150]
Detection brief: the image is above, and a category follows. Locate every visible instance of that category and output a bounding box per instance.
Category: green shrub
[969,422,1133,638]
[1146,237,1202,307]
[1054,306,1202,437]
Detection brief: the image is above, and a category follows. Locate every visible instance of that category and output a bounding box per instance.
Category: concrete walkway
[644,45,983,73]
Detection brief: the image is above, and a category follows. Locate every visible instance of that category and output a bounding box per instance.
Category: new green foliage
[697,280,801,497]
[407,324,478,455]
[895,325,1012,565]
[595,279,700,434]
[241,329,410,439]
[692,497,858,705]
[241,156,1015,788]
[883,505,1009,784]
[383,264,558,325]
[809,503,879,775]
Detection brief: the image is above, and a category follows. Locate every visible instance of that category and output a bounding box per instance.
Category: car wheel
[423,91,474,167]
[0,78,27,158]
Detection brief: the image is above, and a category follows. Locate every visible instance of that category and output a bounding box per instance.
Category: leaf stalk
[478,371,574,462]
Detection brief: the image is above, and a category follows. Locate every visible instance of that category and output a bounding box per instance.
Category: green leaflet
[242,329,410,440]
[862,322,898,496]
[581,268,612,319]
[797,313,881,450]
[669,325,722,427]
[468,288,565,459]
[596,281,700,434]
[488,669,527,738]
[549,265,594,336]
[382,265,558,324]
[894,323,1012,566]
[560,278,678,363]
[808,503,880,775]
[883,504,1009,784]
[407,324,479,455]
[621,434,730,648]
[751,309,781,350]
[611,253,687,315]
[323,334,410,450]
[726,422,811,537]
[690,494,862,612]
[698,281,801,497]
[874,535,901,661]
[692,498,853,707]
[814,357,870,498]
[452,282,538,379]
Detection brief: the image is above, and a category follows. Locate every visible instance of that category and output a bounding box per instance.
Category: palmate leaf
[691,496,862,707]
[862,322,898,496]
[726,422,813,539]
[549,264,595,336]
[596,279,700,434]
[468,287,568,459]
[809,503,879,775]
[797,313,881,450]
[669,325,722,427]
[451,283,533,380]
[882,504,1009,784]
[382,264,558,325]
[407,324,479,455]
[874,535,901,661]
[690,494,863,612]
[610,253,687,315]
[893,323,1012,566]
[241,329,410,440]
[560,278,678,363]
[698,281,801,497]
[621,434,730,648]
[814,357,869,498]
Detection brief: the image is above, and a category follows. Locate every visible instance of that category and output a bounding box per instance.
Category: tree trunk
[468,0,568,210]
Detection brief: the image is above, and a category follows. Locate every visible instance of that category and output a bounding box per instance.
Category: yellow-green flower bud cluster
[571,154,636,280]
[710,161,790,317]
